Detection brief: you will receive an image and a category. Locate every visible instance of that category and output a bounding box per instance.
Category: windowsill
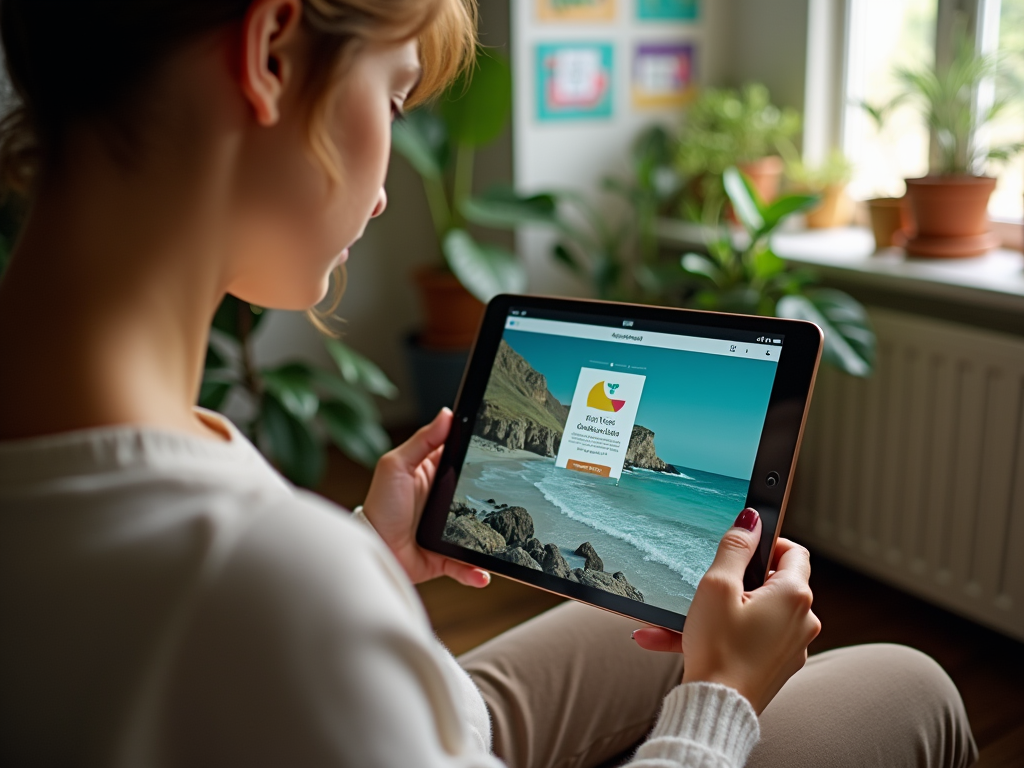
[656,220,1024,314]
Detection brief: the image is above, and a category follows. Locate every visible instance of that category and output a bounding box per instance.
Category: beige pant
[459,602,977,768]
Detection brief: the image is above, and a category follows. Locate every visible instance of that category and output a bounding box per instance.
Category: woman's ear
[240,0,303,126]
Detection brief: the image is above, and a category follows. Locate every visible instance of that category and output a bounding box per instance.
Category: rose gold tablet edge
[762,324,825,583]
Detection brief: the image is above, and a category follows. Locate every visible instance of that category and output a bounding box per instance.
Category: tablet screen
[441,305,786,616]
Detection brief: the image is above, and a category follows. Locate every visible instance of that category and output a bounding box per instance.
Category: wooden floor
[318,447,1024,766]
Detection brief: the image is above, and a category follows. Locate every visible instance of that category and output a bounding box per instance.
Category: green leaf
[460,186,560,229]
[777,290,875,377]
[681,253,724,285]
[551,242,584,275]
[320,399,392,469]
[204,343,228,371]
[322,338,398,399]
[198,380,233,411]
[723,167,764,235]
[391,109,448,179]
[438,50,512,148]
[443,229,527,303]
[261,363,319,421]
[212,295,266,341]
[311,367,381,421]
[750,247,785,280]
[261,392,326,488]
[760,193,820,232]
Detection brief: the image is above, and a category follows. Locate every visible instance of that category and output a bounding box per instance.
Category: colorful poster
[536,43,614,121]
[637,0,699,21]
[537,0,616,22]
[632,42,696,108]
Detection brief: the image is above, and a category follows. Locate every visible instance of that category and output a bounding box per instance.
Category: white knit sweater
[0,412,759,767]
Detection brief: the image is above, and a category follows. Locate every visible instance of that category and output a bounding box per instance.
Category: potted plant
[676,83,801,215]
[783,149,855,229]
[856,100,914,250]
[680,168,875,376]
[200,296,397,488]
[867,23,1023,258]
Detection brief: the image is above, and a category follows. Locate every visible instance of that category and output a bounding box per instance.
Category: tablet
[417,295,822,631]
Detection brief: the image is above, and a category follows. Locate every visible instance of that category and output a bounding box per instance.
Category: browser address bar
[504,316,782,363]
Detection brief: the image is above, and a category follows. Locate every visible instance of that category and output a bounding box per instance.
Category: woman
[0,1,977,766]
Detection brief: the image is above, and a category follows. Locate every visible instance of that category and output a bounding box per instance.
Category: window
[840,0,1024,221]
[843,0,938,201]
[986,0,1024,220]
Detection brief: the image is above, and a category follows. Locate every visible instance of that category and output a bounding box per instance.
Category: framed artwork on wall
[636,0,699,22]
[536,43,614,121]
[632,42,696,108]
[537,0,616,22]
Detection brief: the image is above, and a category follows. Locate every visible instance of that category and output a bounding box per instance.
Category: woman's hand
[362,408,491,589]
[633,509,821,715]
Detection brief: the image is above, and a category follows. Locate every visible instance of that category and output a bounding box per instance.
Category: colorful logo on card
[587,381,625,412]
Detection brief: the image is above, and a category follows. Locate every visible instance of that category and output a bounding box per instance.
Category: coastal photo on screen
[443,312,781,615]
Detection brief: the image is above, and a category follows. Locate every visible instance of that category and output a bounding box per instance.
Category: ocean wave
[628,466,695,481]
[533,475,717,591]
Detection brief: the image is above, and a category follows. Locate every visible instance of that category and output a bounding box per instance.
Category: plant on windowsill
[864,20,1024,258]
[392,49,525,351]
[782,148,855,229]
[200,296,398,489]
[675,83,801,217]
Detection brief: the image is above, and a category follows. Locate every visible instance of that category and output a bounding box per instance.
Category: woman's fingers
[767,538,811,583]
[703,508,762,587]
[391,408,452,470]
[442,558,491,589]
[632,626,682,653]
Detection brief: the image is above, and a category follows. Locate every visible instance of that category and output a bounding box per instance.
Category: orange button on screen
[566,459,611,477]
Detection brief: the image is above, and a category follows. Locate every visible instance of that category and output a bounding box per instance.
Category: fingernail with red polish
[733,508,759,531]
[631,630,637,640]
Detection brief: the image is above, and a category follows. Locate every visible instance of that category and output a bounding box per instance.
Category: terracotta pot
[414,266,485,350]
[903,176,999,259]
[805,183,852,229]
[867,196,911,251]
[737,156,785,204]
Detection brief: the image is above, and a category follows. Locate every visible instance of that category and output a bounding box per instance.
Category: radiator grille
[785,308,1024,641]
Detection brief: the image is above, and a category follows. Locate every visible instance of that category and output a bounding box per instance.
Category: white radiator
[784,308,1024,641]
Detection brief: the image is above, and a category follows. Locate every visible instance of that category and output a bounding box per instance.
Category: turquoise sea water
[458,457,748,614]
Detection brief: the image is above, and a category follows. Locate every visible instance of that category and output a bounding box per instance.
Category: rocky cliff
[473,340,569,457]
[474,403,562,456]
[624,425,680,474]
[442,501,645,603]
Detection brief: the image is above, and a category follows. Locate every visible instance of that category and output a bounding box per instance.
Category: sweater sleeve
[626,683,760,768]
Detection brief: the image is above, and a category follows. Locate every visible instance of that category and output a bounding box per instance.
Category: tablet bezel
[416,295,822,632]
